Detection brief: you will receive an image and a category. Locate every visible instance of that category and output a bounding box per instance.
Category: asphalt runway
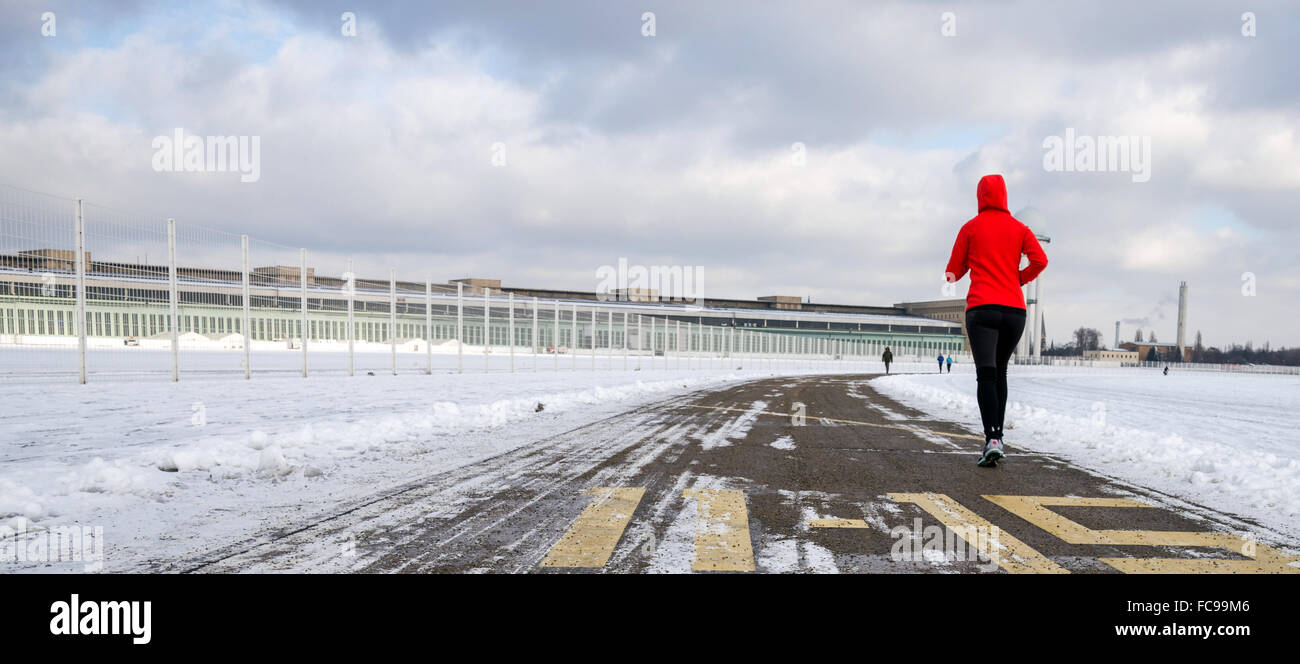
[168,374,1300,574]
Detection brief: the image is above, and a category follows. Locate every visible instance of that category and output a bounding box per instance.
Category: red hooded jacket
[944,174,1048,311]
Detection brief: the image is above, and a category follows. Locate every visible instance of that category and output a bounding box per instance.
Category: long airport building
[0,249,966,356]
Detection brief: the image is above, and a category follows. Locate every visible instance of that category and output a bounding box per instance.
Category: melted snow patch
[770,435,796,450]
[696,400,768,450]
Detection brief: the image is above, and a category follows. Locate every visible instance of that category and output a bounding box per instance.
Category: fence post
[622,311,628,370]
[697,323,703,370]
[483,287,490,373]
[74,199,87,385]
[687,322,693,370]
[714,327,719,369]
[241,234,250,380]
[299,248,308,378]
[553,300,559,371]
[666,320,672,370]
[389,268,397,376]
[675,321,681,371]
[508,292,515,373]
[650,317,656,370]
[637,315,643,370]
[571,302,577,371]
[167,218,179,382]
[456,282,463,373]
[425,278,432,375]
[347,259,355,377]
[664,317,670,369]
[532,296,539,372]
[590,305,596,371]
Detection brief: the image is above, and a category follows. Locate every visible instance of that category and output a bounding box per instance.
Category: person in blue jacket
[946,354,953,373]
[937,353,945,372]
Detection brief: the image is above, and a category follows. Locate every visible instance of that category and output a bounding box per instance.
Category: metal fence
[2,184,981,383]
[6,183,1291,383]
[1014,356,1298,375]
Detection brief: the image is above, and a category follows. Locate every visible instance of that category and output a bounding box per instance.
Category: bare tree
[1072,327,1103,351]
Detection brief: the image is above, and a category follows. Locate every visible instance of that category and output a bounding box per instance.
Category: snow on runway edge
[871,370,1300,540]
[0,368,812,571]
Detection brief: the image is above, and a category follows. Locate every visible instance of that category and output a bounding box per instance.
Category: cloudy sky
[1,0,1297,347]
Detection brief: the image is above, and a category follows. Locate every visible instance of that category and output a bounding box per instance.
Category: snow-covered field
[872,369,1300,539]
[10,344,1293,574]
[0,343,918,381]
[0,354,897,572]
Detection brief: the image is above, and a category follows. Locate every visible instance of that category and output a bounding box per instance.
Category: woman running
[944,174,1048,467]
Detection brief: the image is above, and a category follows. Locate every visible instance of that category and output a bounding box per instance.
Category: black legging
[964,305,1026,442]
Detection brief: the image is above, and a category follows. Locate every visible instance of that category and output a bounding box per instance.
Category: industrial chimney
[1114,321,1120,350]
[1176,281,1188,359]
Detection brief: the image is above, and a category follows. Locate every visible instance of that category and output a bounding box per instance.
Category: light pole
[1028,233,1051,361]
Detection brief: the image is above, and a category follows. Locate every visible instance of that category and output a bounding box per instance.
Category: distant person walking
[944,174,1048,467]
[882,346,893,374]
[937,353,945,372]
[945,354,953,373]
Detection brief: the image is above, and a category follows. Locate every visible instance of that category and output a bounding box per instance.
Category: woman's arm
[1019,227,1048,285]
[944,225,970,283]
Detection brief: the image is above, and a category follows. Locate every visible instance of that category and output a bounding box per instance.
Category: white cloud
[0,1,1297,347]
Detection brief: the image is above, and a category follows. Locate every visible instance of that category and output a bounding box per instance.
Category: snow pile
[137,377,750,478]
[871,372,1300,537]
[0,371,759,539]
[0,478,45,523]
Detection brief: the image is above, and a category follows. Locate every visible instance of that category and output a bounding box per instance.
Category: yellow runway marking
[808,518,872,529]
[685,404,984,442]
[683,489,756,572]
[984,495,1300,574]
[889,492,1068,574]
[541,487,645,568]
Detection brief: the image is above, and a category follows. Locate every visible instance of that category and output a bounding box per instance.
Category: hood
[976,174,1008,212]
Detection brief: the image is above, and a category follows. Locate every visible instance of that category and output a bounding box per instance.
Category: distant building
[609,288,660,302]
[756,295,804,310]
[450,278,502,295]
[0,253,967,353]
[894,299,968,351]
[1118,341,1192,362]
[1082,349,1139,362]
